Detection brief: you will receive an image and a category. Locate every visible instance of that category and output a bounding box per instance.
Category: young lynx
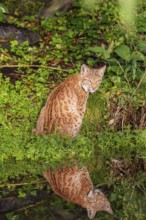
[33,64,106,137]
[43,166,113,219]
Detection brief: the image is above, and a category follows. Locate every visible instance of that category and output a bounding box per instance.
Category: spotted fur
[43,166,113,219]
[33,64,106,137]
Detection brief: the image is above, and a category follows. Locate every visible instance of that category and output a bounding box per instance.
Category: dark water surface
[1,205,112,220]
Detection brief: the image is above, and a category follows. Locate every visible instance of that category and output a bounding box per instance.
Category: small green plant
[0,3,8,21]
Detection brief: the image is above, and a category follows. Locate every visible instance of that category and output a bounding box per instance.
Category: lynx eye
[84,79,92,84]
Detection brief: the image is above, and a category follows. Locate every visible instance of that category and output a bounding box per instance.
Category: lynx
[33,64,106,137]
[43,166,113,219]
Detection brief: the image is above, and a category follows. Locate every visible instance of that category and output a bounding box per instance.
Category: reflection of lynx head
[86,189,113,219]
[80,64,106,94]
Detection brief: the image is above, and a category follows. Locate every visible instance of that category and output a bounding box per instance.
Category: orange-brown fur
[43,166,113,219]
[33,64,106,137]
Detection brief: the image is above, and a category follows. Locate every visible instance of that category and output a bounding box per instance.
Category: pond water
[2,204,113,220]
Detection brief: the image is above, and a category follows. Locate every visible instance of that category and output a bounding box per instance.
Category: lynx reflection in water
[43,166,113,219]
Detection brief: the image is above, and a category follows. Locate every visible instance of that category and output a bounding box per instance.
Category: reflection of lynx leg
[32,106,46,134]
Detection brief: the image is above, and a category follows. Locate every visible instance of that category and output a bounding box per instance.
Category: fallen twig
[0,64,68,72]
[0,180,47,188]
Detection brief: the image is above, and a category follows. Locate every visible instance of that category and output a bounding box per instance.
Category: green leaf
[110,193,117,201]
[131,51,145,61]
[88,46,111,59]
[0,3,9,13]
[110,65,123,75]
[114,45,131,62]
[137,41,146,52]
[88,46,105,53]
[0,10,4,21]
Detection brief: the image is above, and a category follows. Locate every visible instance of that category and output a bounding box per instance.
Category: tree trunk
[38,0,76,19]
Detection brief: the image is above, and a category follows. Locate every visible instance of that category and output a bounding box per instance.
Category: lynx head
[86,189,113,219]
[80,64,106,94]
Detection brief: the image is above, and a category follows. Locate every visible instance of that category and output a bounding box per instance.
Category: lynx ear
[80,64,89,77]
[97,65,106,77]
[87,190,96,202]
[87,208,96,219]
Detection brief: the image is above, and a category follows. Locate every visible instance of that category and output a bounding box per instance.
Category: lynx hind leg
[32,106,46,134]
